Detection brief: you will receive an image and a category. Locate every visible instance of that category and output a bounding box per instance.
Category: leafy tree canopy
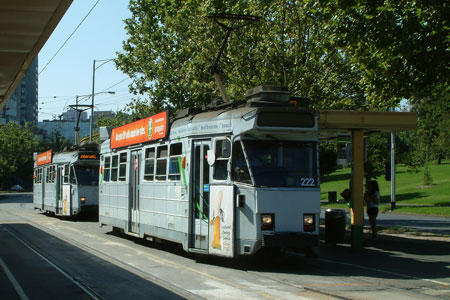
[320,0,449,104]
[116,0,448,115]
[116,0,376,114]
[0,122,39,189]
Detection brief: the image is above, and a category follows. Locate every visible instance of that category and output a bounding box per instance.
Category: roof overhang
[0,0,73,111]
[318,110,417,139]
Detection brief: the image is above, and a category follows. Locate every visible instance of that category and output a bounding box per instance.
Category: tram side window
[168,143,182,181]
[119,153,127,181]
[111,155,119,181]
[104,156,111,182]
[46,166,55,183]
[52,165,56,183]
[214,139,230,180]
[38,168,43,184]
[156,145,168,181]
[70,165,77,184]
[144,147,155,181]
[63,165,69,184]
[45,167,49,183]
[231,141,252,184]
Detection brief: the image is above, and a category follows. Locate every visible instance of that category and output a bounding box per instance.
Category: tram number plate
[300,178,315,186]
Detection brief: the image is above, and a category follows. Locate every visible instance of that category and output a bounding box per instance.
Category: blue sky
[38,0,134,121]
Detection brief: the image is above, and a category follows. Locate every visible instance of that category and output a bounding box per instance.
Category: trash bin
[325,209,346,244]
[328,191,337,203]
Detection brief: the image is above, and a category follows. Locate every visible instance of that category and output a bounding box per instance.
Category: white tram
[33,142,100,216]
[99,86,321,257]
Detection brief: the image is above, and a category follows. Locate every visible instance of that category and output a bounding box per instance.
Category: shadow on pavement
[1,224,188,300]
[200,229,450,285]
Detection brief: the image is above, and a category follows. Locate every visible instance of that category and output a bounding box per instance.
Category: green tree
[364,134,389,181]
[116,0,369,113]
[0,122,39,190]
[409,85,450,165]
[320,1,449,106]
[319,141,338,179]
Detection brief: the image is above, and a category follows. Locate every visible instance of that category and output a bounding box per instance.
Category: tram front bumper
[262,232,319,249]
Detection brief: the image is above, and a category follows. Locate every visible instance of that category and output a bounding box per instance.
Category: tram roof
[318,110,418,139]
[0,0,72,111]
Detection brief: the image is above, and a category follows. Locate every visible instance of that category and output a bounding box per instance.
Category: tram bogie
[33,142,100,216]
[99,86,321,258]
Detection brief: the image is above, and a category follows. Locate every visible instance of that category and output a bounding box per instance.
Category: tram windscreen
[242,140,318,188]
[74,165,99,186]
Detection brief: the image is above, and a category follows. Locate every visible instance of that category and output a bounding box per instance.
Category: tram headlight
[303,214,315,232]
[261,214,274,230]
[80,197,86,204]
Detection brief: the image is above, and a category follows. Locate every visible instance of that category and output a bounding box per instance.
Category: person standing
[364,180,380,239]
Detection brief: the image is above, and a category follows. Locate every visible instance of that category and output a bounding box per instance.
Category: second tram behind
[33,142,100,216]
[99,86,321,257]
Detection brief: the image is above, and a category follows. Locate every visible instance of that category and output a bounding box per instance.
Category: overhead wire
[39,0,101,75]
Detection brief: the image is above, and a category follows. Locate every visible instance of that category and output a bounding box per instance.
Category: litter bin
[328,191,337,203]
[325,209,346,244]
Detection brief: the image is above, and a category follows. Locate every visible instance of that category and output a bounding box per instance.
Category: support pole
[90,59,96,142]
[391,131,396,209]
[351,129,364,250]
[75,95,79,145]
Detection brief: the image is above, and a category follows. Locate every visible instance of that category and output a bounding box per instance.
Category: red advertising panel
[37,150,52,166]
[110,111,169,149]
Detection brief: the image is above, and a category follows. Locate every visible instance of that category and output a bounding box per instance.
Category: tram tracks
[6,204,321,300]
[4,205,202,300]
[1,224,103,300]
[6,205,289,299]
[5,202,449,300]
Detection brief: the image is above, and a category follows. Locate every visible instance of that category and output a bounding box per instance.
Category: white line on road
[0,257,30,300]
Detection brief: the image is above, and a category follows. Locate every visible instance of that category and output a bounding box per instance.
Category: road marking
[318,257,449,287]
[0,257,30,300]
[1,225,101,300]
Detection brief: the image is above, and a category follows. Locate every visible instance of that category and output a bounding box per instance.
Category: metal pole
[391,131,396,210]
[74,95,78,144]
[351,129,365,250]
[90,60,96,141]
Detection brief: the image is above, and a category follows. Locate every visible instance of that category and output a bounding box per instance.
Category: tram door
[129,151,140,234]
[58,165,71,216]
[191,140,211,250]
[40,168,45,210]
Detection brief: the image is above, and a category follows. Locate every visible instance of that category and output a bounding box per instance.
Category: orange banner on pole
[37,150,52,166]
[110,111,169,149]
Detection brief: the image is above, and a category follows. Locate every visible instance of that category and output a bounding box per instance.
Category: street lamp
[90,58,114,141]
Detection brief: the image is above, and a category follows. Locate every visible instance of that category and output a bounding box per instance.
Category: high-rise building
[0,58,38,125]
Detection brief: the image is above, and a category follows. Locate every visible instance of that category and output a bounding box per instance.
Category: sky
[38,0,134,121]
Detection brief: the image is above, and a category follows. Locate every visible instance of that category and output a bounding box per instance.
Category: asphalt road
[1,193,450,300]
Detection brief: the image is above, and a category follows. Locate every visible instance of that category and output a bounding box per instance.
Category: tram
[33,142,100,216]
[99,86,320,257]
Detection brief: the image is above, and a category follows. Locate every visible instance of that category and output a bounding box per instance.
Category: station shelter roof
[0,0,73,111]
[318,110,417,139]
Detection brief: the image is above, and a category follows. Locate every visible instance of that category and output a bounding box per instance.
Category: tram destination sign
[79,153,99,160]
[111,111,169,149]
[257,111,315,128]
[36,150,52,166]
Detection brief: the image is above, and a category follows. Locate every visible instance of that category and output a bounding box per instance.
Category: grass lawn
[320,160,450,217]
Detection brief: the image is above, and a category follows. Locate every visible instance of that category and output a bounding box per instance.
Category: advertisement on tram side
[209,185,234,257]
[37,150,52,166]
[110,111,169,149]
